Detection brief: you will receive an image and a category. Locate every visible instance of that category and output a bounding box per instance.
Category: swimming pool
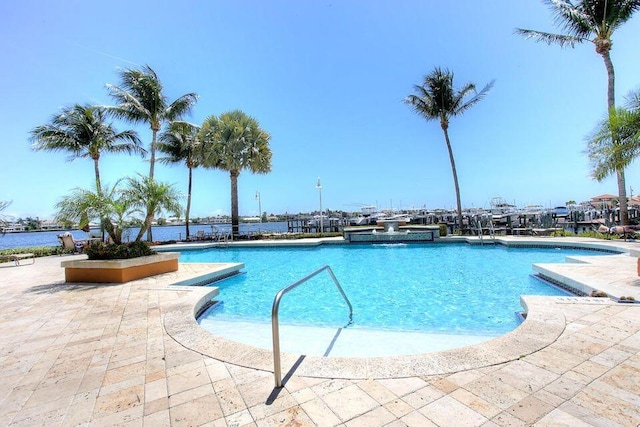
[180,244,601,341]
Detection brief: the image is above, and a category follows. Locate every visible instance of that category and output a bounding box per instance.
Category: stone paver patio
[0,236,639,426]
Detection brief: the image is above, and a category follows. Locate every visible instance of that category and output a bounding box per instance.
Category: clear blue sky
[2,1,640,220]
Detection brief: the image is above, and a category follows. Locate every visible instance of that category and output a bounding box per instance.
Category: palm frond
[625,88,640,111]
[514,28,587,47]
[455,80,495,115]
[164,93,198,121]
[104,84,151,124]
[586,107,640,181]
[545,0,594,36]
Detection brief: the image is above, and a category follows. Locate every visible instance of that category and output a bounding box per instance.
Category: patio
[0,236,639,426]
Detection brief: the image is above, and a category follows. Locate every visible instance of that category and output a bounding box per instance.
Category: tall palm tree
[30,104,144,194]
[123,175,183,242]
[200,110,272,237]
[106,65,197,241]
[516,0,639,224]
[158,121,203,238]
[405,68,493,231]
[106,65,198,180]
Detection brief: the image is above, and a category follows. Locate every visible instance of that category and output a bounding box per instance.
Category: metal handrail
[271,265,353,388]
[488,219,496,241]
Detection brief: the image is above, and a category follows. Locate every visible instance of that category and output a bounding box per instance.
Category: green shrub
[578,230,615,239]
[85,241,156,260]
[551,229,574,237]
[438,224,448,237]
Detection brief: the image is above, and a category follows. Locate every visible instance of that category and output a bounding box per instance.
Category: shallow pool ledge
[161,292,611,380]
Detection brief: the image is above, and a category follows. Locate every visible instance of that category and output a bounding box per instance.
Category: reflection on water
[0,222,289,250]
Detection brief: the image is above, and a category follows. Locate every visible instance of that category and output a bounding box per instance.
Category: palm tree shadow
[24,281,120,294]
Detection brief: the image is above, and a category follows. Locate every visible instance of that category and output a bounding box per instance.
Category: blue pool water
[181,244,602,336]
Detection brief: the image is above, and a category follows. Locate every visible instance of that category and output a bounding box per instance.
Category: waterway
[0,222,289,250]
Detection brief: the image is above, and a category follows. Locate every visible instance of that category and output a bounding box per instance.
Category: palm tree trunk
[150,129,157,180]
[145,206,154,242]
[601,49,629,224]
[230,171,239,237]
[146,128,158,241]
[441,126,463,232]
[616,169,628,224]
[136,214,154,241]
[93,158,102,195]
[185,167,193,238]
[601,50,615,110]
[101,218,118,244]
[93,157,110,241]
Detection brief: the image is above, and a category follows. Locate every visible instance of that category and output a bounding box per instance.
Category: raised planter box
[61,252,180,283]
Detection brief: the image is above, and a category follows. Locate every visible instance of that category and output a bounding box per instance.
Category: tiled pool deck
[1,236,639,426]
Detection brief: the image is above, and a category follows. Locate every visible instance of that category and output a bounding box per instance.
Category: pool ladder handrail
[476,215,496,245]
[271,265,353,388]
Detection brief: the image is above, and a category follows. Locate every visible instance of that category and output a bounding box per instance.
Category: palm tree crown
[405,68,493,231]
[55,182,132,244]
[158,121,203,169]
[516,0,638,108]
[200,110,272,236]
[516,0,638,49]
[30,104,144,194]
[406,68,493,130]
[123,175,183,242]
[106,65,198,179]
[587,91,640,182]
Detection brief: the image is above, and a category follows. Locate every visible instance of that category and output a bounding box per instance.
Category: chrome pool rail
[271,265,353,388]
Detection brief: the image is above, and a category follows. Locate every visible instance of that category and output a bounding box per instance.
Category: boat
[0,223,26,233]
[307,216,342,229]
[377,213,412,226]
[488,197,519,225]
[348,205,383,226]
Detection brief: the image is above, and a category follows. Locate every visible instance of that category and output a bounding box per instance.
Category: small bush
[551,229,574,237]
[86,241,156,260]
[578,230,615,239]
[438,224,448,237]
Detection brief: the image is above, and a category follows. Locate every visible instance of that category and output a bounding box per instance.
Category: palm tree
[55,182,132,244]
[516,0,639,224]
[158,121,203,239]
[106,65,198,180]
[123,175,183,242]
[30,104,144,194]
[405,68,493,231]
[200,110,272,237]
[107,65,197,242]
[587,104,640,184]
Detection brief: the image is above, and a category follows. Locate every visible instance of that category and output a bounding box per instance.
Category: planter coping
[61,252,180,269]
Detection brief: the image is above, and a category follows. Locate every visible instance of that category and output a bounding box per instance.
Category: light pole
[255,191,262,233]
[316,177,323,234]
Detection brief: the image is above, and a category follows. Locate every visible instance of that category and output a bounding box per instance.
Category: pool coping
[155,234,632,254]
[162,236,640,380]
[165,289,622,379]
